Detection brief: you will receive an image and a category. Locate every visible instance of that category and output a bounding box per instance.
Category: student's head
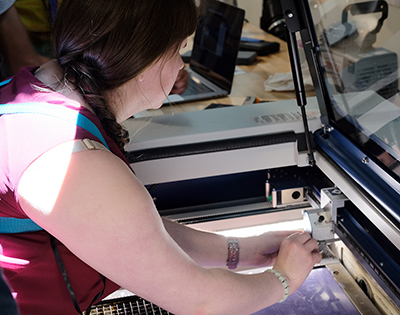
[53,0,202,150]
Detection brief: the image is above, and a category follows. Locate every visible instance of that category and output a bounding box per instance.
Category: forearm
[193,267,286,315]
[162,218,228,267]
[148,222,289,314]
[0,6,49,74]
[162,218,264,268]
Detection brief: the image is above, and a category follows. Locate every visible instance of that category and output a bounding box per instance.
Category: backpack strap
[0,102,110,150]
[0,87,111,233]
[0,217,44,233]
[0,78,11,87]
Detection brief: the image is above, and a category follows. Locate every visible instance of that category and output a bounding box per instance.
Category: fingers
[287,232,322,263]
[304,237,322,263]
[270,230,300,238]
[287,231,311,241]
[272,232,322,293]
[171,69,189,95]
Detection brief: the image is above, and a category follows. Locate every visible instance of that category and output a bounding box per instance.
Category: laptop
[164,0,245,105]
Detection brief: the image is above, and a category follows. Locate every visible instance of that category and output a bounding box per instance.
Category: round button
[292,191,301,199]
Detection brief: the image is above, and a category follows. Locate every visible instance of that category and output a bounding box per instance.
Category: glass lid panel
[309,0,400,176]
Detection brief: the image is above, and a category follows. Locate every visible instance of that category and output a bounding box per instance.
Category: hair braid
[59,54,129,152]
[53,0,203,153]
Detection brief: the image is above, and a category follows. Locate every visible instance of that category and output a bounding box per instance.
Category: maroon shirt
[0,67,125,314]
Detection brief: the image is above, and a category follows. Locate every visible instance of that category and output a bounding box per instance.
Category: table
[135,22,314,117]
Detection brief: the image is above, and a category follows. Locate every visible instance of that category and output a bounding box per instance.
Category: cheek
[162,58,183,89]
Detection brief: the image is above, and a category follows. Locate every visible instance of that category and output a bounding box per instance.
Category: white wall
[237,0,264,27]
[218,0,264,28]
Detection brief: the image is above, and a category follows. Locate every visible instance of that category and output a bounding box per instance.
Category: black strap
[50,235,106,314]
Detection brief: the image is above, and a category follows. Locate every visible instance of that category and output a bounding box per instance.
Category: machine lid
[281,0,400,224]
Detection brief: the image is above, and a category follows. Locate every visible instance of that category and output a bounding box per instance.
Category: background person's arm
[0,5,49,75]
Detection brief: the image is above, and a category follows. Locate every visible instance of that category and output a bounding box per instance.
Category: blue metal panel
[314,128,400,227]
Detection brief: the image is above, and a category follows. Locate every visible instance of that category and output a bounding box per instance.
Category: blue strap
[41,0,58,25]
[48,0,58,24]
[0,87,111,233]
[0,102,109,150]
[0,78,11,87]
[0,218,43,233]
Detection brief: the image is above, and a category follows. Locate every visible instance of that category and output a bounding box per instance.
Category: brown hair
[53,0,202,151]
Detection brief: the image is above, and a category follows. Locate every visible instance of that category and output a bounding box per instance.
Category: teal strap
[0,218,43,233]
[0,102,109,149]
[0,97,111,233]
[0,78,11,87]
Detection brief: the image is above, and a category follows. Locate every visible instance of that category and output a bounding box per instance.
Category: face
[143,41,186,109]
[113,39,187,120]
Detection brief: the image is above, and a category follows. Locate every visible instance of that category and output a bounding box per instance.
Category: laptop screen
[190,0,244,92]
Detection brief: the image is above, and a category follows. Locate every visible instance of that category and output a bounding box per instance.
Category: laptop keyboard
[181,78,214,96]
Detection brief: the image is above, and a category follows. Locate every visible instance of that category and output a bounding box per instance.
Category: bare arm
[17,146,321,314]
[0,5,49,75]
[162,218,299,268]
[162,218,228,267]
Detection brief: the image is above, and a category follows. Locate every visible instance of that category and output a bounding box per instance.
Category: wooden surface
[135,22,313,118]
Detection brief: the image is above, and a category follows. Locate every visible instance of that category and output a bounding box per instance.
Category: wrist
[232,235,267,267]
[265,269,290,303]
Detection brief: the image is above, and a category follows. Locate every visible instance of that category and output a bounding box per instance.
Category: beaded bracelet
[226,238,240,269]
[266,269,290,303]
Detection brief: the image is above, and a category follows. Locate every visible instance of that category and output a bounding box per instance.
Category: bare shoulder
[17,142,161,242]
[16,142,205,304]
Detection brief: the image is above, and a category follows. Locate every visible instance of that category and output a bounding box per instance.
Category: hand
[170,68,189,95]
[271,232,322,294]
